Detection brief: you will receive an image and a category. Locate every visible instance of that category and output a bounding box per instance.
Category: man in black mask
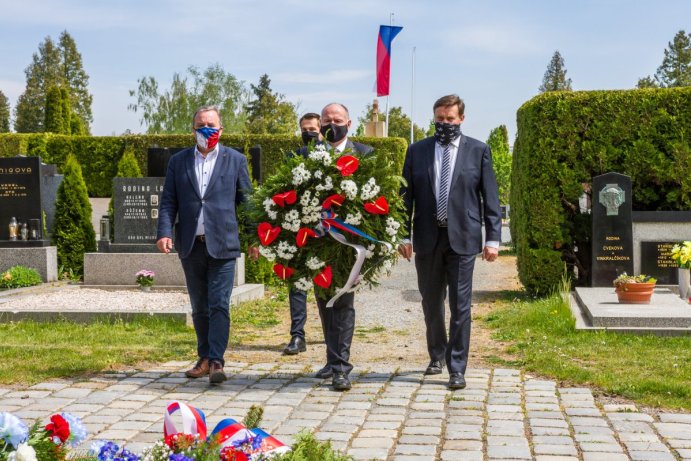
[306,103,373,391]
[282,113,323,357]
[398,94,501,390]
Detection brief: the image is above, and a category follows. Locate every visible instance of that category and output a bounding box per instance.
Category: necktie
[437,143,452,222]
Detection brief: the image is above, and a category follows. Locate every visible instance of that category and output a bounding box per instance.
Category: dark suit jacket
[157,144,252,259]
[296,138,374,157]
[401,135,502,256]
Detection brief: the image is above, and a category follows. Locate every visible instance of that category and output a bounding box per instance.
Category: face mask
[301,130,320,145]
[195,126,220,150]
[320,123,348,143]
[434,122,461,145]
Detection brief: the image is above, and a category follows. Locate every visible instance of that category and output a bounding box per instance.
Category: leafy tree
[486,125,512,204]
[638,30,691,88]
[14,31,92,133]
[539,50,572,93]
[0,90,9,133]
[52,154,96,275]
[129,64,248,134]
[355,104,425,142]
[44,85,68,134]
[245,74,297,135]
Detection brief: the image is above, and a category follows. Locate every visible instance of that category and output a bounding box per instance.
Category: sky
[0,0,689,143]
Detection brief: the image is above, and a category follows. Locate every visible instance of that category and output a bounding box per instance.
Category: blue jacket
[157,144,252,259]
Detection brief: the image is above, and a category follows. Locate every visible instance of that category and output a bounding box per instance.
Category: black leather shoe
[283,336,307,355]
[424,360,444,375]
[448,372,466,390]
[315,365,333,379]
[332,372,351,391]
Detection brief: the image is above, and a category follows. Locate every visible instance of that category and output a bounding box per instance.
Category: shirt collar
[330,137,349,153]
[194,144,220,159]
[437,135,461,149]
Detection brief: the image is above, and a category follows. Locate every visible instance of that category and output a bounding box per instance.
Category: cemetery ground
[0,255,688,413]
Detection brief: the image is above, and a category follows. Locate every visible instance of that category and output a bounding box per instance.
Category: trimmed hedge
[0,133,408,197]
[512,87,691,295]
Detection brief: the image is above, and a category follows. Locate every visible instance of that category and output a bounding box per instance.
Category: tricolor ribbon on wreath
[163,401,290,459]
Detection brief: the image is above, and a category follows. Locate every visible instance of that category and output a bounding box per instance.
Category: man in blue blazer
[399,94,502,390]
[156,106,256,384]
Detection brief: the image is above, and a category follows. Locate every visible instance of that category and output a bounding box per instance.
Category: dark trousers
[179,240,236,365]
[317,292,355,375]
[415,229,475,375]
[288,288,308,339]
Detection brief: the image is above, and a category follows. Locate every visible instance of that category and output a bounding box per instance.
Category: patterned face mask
[434,122,461,146]
[195,126,220,150]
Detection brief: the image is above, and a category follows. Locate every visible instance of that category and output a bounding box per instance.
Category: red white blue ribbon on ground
[164,401,207,441]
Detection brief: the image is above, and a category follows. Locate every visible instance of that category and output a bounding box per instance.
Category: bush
[52,153,96,275]
[512,87,691,295]
[0,266,43,289]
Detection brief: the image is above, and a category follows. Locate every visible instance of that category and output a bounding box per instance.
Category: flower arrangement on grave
[670,241,691,269]
[247,143,406,303]
[612,272,657,304]
[0,411,88,461]
[135,270,155,288]
[612,273,657,289]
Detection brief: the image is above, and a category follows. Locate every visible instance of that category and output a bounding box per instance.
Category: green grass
[0,292,283,385]
[482,291,691,410]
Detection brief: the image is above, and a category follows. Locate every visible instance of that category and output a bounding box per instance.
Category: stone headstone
[591,172,634,286]
[111,177,164,250]
[640,241,679,285]
[0,156,61,246]
[147,147,187,177]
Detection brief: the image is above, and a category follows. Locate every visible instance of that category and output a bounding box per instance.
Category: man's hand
[157,237,173,254]
[248,245,260,261]
[398,242,413,261]
[482,246,499,262]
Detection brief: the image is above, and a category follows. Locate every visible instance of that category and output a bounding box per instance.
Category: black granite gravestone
[107,177,164,252]
[0,156,61,247]
[147,147,186,177]
[640,241,679,285]
[591,172,634,286]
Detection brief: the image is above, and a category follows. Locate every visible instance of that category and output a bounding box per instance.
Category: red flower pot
[615,282,655,304]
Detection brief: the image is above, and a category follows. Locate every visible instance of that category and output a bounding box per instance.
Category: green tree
[14,31,92,133]
[355,104,425,142]
[638,30,691,88]
[108,148,143,239]
[0,91,10,133]
[245,74,297,135]
[486,125,512,204]
[52,154,96,275]
[129,64,248,134]
[539,50,572,93]
[44,85,68,134]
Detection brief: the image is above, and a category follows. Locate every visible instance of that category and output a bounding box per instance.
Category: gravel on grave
[0,286,190,312]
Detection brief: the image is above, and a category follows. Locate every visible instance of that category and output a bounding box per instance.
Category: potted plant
[613,273,656,304]
[670,241,690,300]
[135,269,155,292]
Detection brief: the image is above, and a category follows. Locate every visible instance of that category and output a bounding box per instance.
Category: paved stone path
[1,361,690,460]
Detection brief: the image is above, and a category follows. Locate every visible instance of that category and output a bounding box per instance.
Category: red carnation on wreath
[45,414,70,444]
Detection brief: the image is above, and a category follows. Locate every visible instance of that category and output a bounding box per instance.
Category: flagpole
[410,46,416,144]
[385,12,394,137]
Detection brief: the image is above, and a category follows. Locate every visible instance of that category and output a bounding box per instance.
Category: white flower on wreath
[294,277,313,291]
[259,246,276,261]
[385,217,401,236]
[301,205,322,224]
[276,241,298,259]
[282,210,301,232]
[292,163,311,185]
[360,177,381,201]
[263,198,278,220]
[7,444,37,461]
[315,176,333,191]
[308,145,332,165]
[299,190,312,206]
[314,169,323,179]
[340,179,358,200]
[306,256,326,270]
[344,211,362,226]
[366,244,376,259]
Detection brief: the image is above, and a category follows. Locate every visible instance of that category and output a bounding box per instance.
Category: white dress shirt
[194,145,219,236]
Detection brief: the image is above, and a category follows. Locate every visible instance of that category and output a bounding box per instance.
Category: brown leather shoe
[209,360,227,384]
[185,358,209,378]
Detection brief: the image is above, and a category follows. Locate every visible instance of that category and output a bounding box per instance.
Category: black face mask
[320,123,348,143]
[301,130,320,146]
[434,122,461,145]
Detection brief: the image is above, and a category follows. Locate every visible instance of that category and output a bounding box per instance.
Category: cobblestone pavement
[1,361,689,460]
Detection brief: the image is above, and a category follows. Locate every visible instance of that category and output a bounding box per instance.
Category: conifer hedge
[0,134,408,197]
[512,87,691,295]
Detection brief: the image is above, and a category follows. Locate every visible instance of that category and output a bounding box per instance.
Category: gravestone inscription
[113,177,164,246]
[591,172,634,286]
[640,241,679,285]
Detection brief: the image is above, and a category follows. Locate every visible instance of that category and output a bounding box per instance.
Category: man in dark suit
[156,105,257,384]
[399,94,501,390]
[309,103,373,391]
[283,112,322,356]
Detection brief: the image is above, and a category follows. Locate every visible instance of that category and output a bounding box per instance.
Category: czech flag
[376,25,403,97]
